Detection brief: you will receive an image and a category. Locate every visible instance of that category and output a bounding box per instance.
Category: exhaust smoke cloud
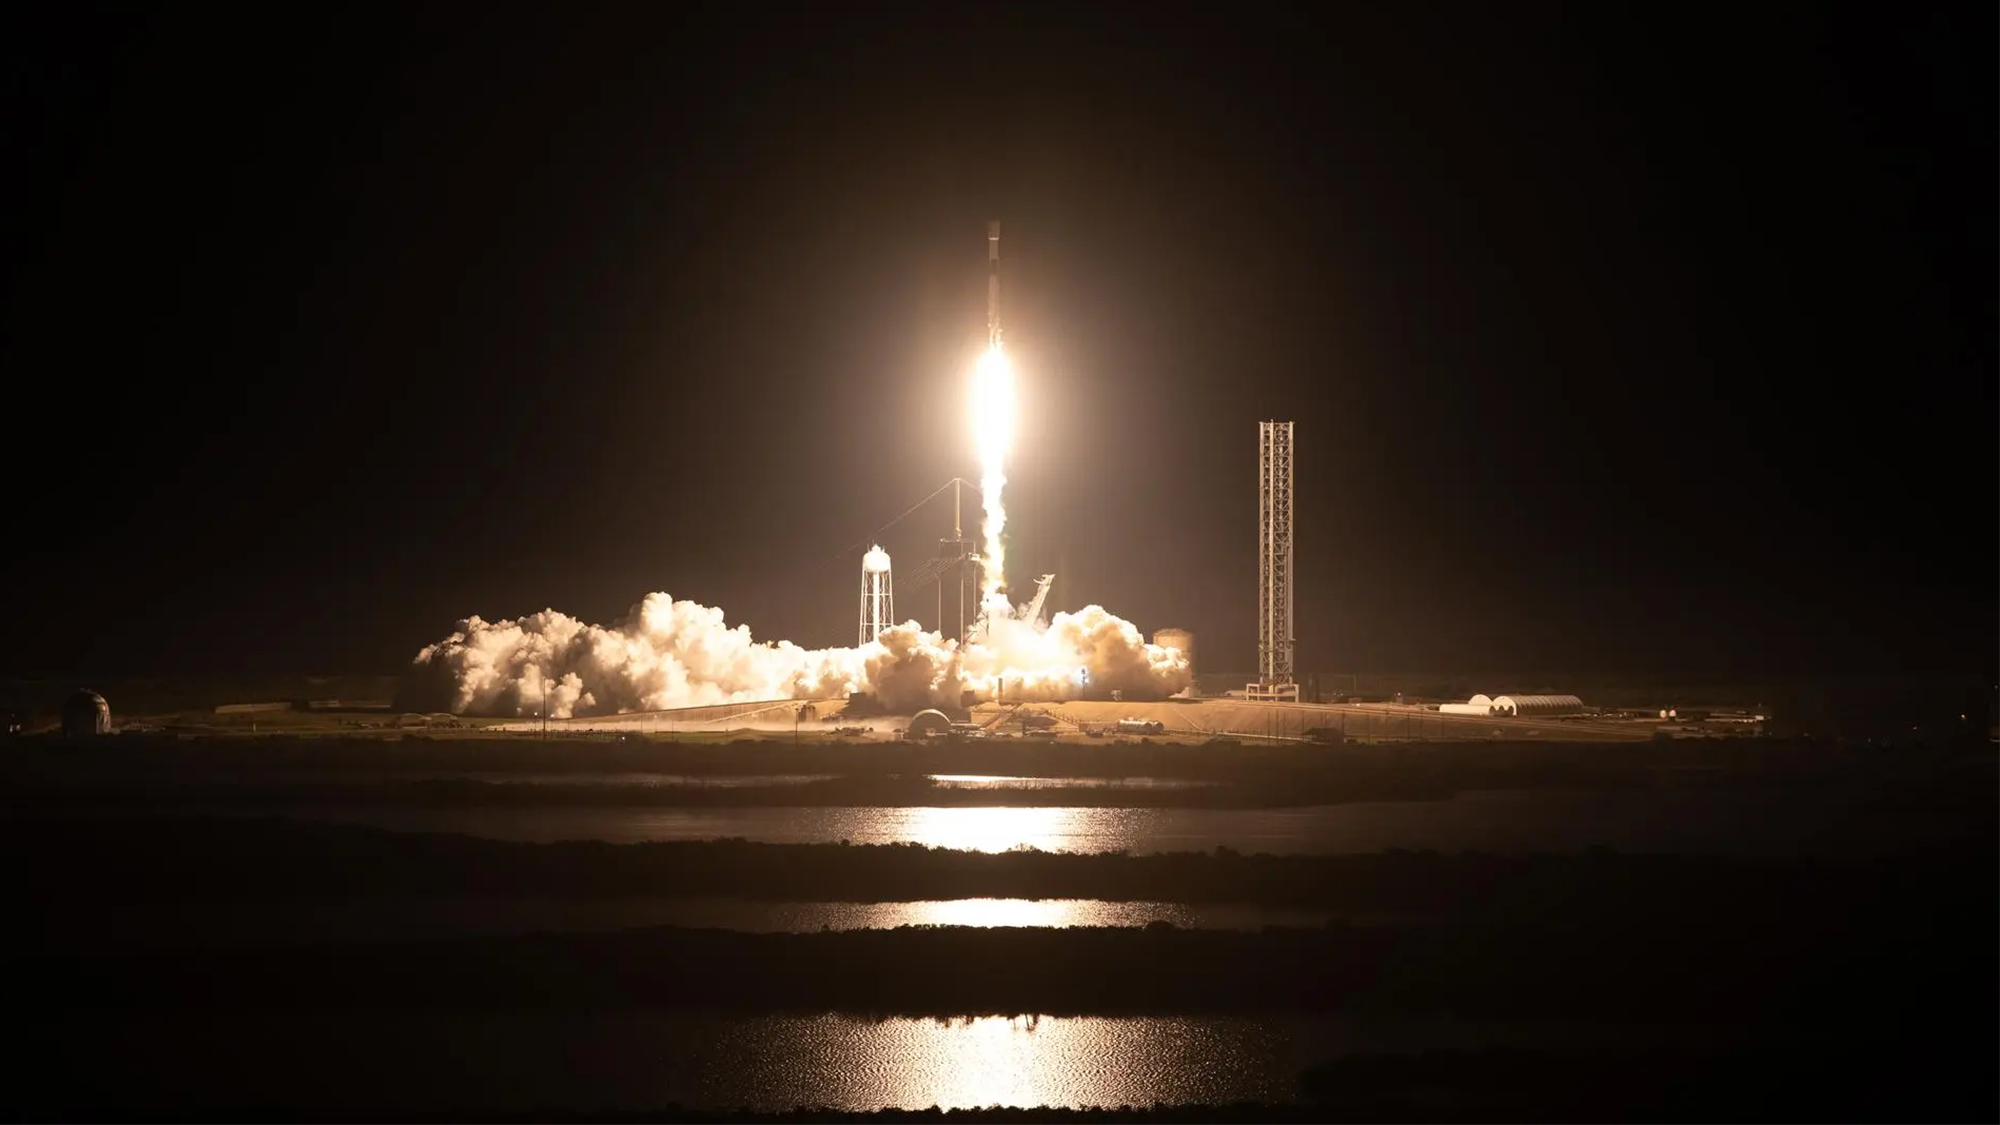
[405,593,1191,718]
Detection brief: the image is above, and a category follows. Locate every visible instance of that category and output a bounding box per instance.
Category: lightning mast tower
[860,545,894,646]
[935,480,976,643]
[1251,420,1299,702]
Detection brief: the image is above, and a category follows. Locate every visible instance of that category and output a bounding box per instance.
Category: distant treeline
[11,758,1993,810]
[0,772,1628,811]
[6,817,1993,918]
[6,731,1992,789]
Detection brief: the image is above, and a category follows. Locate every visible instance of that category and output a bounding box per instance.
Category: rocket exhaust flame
[972,342,1014,605]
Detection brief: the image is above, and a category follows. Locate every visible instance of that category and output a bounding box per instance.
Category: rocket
[986,220,1002,347]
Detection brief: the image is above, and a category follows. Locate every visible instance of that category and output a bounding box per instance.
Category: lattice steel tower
[1254,420,1298,701]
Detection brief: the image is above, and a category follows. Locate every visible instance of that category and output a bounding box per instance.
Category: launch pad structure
[890,477,981,644]
[934,479,980,644]
[1247,420,1299,702]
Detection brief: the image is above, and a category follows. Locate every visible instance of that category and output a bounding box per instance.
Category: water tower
[859,544,894,645]
[1154,629,1195,675]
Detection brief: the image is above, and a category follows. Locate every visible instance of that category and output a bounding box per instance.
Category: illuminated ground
[494,695,1661,743]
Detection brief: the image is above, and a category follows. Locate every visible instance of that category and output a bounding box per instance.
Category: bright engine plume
[401,593,1191,718]
[972,342,1015,604]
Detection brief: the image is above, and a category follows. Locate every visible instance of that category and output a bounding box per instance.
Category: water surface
[32,1010,1696,1111]
[276,787,1982,856]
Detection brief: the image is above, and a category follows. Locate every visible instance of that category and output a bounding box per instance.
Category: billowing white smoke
[405,592,1191,718]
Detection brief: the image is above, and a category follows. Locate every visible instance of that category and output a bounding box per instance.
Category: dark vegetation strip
[17,920,1993,1027]
[13,766,1986,811]
[8,733,1989,786]
[5,775,1486,809]
[3,744,1989,814]
[6,816,1992,916]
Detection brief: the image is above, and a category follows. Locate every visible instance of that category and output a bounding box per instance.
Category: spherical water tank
[62,689,111,738]
[906,709,953,739]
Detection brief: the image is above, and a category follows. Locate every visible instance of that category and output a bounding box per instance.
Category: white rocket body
[987,220,1002,347]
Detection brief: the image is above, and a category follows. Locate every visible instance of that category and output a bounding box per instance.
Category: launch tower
[936,479,977,643]
[1249,420,1299,702]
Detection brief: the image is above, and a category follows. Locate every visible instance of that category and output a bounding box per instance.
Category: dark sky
[3,4,1992,680]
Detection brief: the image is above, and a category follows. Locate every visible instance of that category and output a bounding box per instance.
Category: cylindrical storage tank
[62,689,111,738]
[1152,629,1195,675]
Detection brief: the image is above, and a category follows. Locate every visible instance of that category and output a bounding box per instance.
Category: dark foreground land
[8,809,1997,1121]
[7,814,1991,914]
[7,736,1994,1122]
[5,733,1993,811]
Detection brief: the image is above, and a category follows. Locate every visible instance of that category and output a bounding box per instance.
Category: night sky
[3,5,1991,680]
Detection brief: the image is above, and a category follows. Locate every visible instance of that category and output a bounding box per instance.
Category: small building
[62,690,111,738]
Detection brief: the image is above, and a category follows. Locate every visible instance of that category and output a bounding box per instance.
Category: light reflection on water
[283,789,1965,856]
[928,774,1214,790]
[897,806,1093,852]
[714,1013,1289,1111]
[41,1010,1671,1111]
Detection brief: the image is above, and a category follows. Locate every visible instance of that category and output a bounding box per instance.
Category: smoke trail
[401,591,1191,717]
[972,343,1015,601]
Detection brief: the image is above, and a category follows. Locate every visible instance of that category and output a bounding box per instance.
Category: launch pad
[498,693,1658,744]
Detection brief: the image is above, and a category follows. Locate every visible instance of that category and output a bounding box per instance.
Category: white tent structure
[1438,693,1499,716]
[1490,694,1585,717]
